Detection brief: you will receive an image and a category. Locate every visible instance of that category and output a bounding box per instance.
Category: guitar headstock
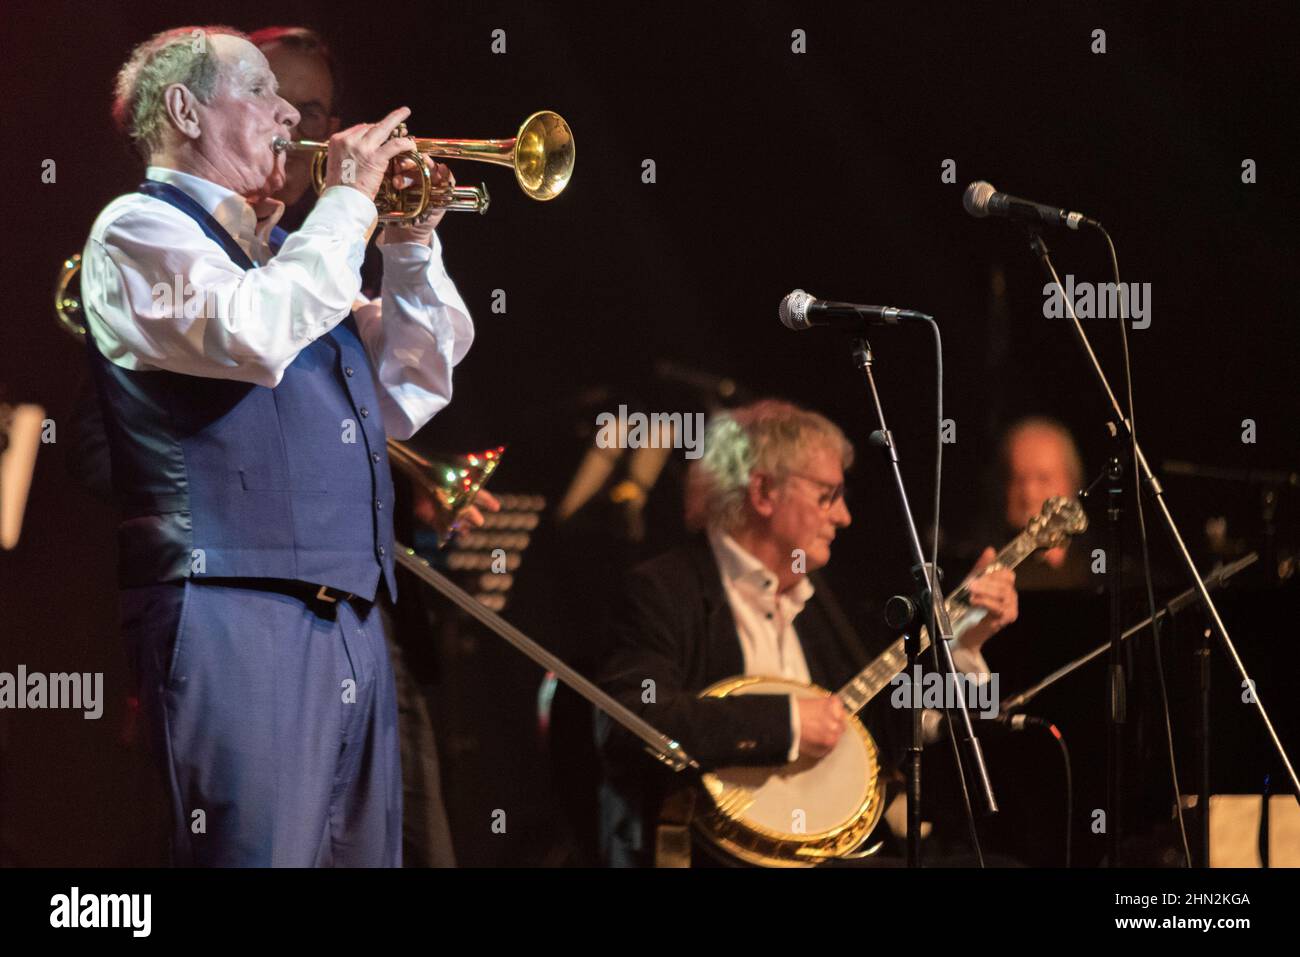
[1026,496,1088,550]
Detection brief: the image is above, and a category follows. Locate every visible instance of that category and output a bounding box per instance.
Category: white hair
[685,399,853,533]
[112,26,248,159]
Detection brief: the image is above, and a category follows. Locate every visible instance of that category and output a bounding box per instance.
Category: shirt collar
[708,530,815,608]
[144,166,283,263]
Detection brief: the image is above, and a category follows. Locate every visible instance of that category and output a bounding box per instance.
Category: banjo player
[595,399,1020,867]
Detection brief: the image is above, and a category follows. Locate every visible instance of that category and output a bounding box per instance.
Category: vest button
[345,366,355,377]
[359,407,370,418]
[376,500,383,510]
[378,545,386,557]
[371,452,381,464]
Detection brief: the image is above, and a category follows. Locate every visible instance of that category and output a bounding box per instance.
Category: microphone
[779,289,933,331]
[962,181,1100,231]
[654,359,746,402]
[991,711,1054,733]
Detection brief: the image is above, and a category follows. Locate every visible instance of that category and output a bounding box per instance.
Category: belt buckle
[315,584,354,604]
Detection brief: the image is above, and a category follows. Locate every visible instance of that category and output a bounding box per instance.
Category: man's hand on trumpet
[379,155,455,246]
[323,106,417,202]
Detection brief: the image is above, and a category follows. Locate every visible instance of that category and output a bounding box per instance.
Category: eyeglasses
[784,472,847,510]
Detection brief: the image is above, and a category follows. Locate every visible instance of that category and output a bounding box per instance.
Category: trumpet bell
[513,110,574,202]
[428,445,506,518]
[386,441,506,545]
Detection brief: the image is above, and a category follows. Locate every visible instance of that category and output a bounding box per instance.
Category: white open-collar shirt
[707,530,991,761]
[80,166,473,441]
[708,530,813,761]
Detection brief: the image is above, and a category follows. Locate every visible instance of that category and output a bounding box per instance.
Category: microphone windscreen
[779,289,814,330]
[963,180,996,218]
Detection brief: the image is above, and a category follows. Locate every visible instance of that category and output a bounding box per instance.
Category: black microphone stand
[851,337,995,868]
[999,552,1257,715]
[1103,444,1126,867]
[1195,612,1213,867]
[1071,438,1129,866]
[1020,226,1300,812]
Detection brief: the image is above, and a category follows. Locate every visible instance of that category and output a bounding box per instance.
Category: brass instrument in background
[55,254,85,340]
[272,110,574,222]
[54,256,500,540]
[388,442,506,544]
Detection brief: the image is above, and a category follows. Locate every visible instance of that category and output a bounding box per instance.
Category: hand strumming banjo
[694,495,1088,867]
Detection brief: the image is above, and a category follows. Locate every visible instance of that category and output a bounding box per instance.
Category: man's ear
[747,472,776,519]
[162,84,202,141]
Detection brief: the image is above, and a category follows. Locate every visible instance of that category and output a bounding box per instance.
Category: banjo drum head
[704,678,879,839]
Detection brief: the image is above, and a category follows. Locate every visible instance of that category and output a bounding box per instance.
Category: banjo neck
[834,527,1042,716]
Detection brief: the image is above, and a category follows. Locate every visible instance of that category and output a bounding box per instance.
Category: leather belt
[191,577,372,614]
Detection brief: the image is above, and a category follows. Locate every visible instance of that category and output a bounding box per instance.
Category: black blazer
[595,536,900,865]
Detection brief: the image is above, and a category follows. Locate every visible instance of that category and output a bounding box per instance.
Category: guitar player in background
[594,399,1020,867]
[938,416,1177,865]
[952,417,1098,593]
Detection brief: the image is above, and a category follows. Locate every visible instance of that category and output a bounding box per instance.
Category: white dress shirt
[80,166,473,440]
[707,530,994,763]
[708,531,813,762]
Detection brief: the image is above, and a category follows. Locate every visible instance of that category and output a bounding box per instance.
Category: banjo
[694,495,1088,867]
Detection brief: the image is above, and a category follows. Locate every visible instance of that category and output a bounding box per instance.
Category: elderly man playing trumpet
[80,26,473,866]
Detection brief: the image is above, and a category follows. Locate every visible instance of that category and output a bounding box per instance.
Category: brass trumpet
[54,256,501,541]
[55,253,85,340]
[272,110,574,223]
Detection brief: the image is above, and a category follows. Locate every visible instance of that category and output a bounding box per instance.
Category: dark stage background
[1,1,1297,866]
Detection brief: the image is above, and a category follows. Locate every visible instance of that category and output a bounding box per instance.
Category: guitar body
[695,676,886,867]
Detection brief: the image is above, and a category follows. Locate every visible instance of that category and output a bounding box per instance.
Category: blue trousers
[122,580,402,867]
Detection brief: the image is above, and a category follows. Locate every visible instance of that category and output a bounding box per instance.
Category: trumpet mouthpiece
[271,136,291,154]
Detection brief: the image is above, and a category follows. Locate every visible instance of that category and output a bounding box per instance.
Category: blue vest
[83,181,397,602]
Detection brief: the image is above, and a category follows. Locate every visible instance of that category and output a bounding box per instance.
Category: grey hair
[685,399,854,533]
[112,26,249,160]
